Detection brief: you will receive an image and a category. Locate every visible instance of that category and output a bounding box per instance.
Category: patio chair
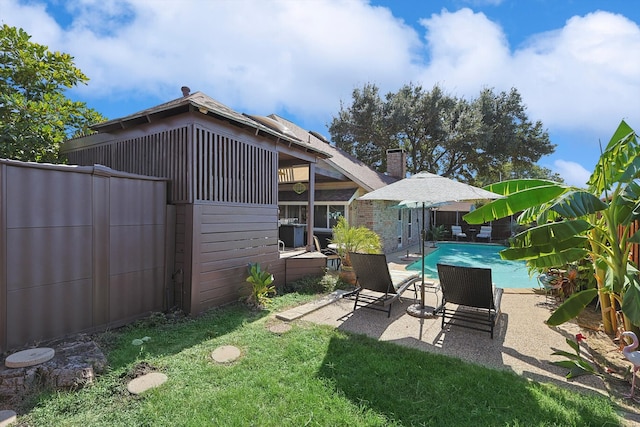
[476,226,492,242]
[451,225,467,241]
[435,263,503,338]
[313,235,341,270]
[349,252,422,317]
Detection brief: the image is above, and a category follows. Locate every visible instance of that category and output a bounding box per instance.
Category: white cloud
[2,0,423,120]
[417,8,510,93]
[553,160,591,188]
[1,1,638,174]
[513,11,640,135]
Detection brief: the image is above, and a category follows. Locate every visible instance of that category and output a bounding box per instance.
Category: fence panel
[0,160,170,352]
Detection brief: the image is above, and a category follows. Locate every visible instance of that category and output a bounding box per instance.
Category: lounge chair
[451,225,467,241]
[476,226,492,242]
[348,252,422,317]
[313,235,341,270]
[435,263,503,338]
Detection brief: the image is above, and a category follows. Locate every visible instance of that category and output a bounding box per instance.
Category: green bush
[245,262,276,309]
[282,274,338,295]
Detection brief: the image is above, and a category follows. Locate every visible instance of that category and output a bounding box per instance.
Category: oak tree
[329,83,558,184]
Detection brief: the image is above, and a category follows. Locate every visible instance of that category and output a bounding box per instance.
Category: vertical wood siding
[193,125,276,204]
[66,127,190,203]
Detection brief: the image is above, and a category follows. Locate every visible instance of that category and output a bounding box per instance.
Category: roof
[84,92,329,158]
[279,188,358,202]
[269,115,397,192]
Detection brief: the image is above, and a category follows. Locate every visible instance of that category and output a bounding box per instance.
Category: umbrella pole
[420,203,426,309]
[407,202,434,318]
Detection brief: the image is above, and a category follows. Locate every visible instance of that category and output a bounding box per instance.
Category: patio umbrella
[358,172,502,318]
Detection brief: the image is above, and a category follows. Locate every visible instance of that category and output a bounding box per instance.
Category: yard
[11,289,627,426]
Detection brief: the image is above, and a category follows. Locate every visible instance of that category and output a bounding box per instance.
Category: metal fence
[0,160,172,352]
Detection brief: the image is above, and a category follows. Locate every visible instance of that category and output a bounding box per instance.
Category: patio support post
[306,162,316,251]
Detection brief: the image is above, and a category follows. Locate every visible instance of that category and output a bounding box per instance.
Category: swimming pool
[406,242,537,289]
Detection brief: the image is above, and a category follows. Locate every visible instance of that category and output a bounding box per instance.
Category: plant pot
[339,266,357,285]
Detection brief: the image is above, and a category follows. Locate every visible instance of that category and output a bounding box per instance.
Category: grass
[16,287,625,426]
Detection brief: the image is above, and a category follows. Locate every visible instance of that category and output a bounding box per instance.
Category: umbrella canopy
[359,172,502,205]
[358,171,502,318]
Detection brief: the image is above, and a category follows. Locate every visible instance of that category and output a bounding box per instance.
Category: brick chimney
[386,148,406,179]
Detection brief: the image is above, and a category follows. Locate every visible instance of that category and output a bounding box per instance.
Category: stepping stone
[127,372,168,395]
[211,345,241,363]
[268,323,292,334]
[0,410,16,427]
[5,347,54,368]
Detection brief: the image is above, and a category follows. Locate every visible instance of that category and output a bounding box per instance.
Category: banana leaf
[523,248,589,269]
[464,184,568,224]
[622,274,640,326]
[510,220,592,248]
[550,190,608,218]
[547,288,599,326]
[500,236,588,260]
[589,120,637,191]
[484,179,560,195]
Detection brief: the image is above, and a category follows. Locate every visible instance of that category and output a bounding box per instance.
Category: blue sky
[3,0,639,187]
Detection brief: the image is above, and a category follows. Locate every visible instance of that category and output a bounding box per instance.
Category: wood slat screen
[65,127,190,203]
[193,126,276,204]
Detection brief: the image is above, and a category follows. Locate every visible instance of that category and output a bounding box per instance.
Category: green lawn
[18,293,624,426]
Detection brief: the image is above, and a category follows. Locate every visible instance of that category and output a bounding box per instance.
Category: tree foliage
[0,24,105,162]
[328,83,558,184]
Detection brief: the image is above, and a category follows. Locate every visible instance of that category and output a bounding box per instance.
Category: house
[270,115,422,252]
[61,88,423,316]
[61,89,330,315]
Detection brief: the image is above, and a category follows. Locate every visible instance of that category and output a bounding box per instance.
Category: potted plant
[330,217,381,284]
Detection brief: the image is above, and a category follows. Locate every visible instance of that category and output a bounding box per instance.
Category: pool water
[406,242,537,289]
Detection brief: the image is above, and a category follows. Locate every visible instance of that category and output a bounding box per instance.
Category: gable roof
[86,92,329,158]
[269,115,397,192]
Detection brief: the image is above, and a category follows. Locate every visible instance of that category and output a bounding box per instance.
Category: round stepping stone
[211,345,241,363]
[269,323,292,334]
[0,410,17,426]
[127,372,168,395]
[5,347,54,368]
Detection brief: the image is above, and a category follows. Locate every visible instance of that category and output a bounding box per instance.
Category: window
[278,205,306,224]
[314,205,345,229]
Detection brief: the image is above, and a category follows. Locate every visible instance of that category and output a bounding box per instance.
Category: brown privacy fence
[0,160,172,353]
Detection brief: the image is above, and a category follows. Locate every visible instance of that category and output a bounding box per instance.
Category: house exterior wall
[62,112,290,315]
[0,160,169,352]
[352,199,422,253]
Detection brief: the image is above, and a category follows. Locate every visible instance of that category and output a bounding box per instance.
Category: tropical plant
[245,262,276,309]
[427,224,446,247]
[330,217,381,267]
[551,333,598,379]
[464,120,640,335]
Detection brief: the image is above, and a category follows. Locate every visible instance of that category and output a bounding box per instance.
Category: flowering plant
[551,333,598,379]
